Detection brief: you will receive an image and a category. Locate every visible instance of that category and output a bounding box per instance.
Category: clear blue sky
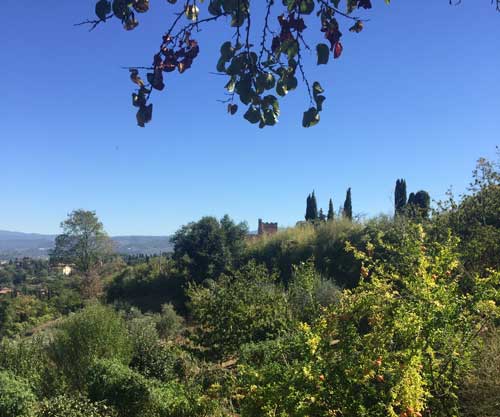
[1,1,498,235]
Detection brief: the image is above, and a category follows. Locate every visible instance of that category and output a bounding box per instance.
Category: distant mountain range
[0,230,173,260]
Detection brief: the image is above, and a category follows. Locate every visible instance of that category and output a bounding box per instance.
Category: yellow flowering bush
[236,224,499,417]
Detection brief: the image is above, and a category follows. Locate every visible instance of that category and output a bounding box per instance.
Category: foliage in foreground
[82,1,500,128]
[237,224,499,417]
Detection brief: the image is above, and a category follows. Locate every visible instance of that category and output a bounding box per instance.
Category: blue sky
[1,1,498,235]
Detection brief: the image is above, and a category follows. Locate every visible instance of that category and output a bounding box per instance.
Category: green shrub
[237,224,500,417]
[460,329,500,417]
[188,261,291,359]
[156,303,183,340]
[0,370,35,417]
[35,395,116,417]
[0,334,61,397]
[128,315,191,381]
[106,261,187,313]
[48,303,132,389]
[0,295,56,338]
[246,219,371,288]
[87,359,153,417]
[151,380,223,417]
[314,278,341,308]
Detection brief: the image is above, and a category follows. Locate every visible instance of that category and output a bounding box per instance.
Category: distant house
[61,265,72,276]
[258,219,278,236]
[54,264,73,276]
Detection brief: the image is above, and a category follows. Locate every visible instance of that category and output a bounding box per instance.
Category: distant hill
[0,230,173,260]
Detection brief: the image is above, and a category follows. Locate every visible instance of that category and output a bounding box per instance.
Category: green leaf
[224,77,236,93]
[231,10,246,27]
[220,42,234,60]
[316,43,330,65]
[222,0,238,13]
[112,0,129,19]
[276,80,288,97]
[136,104,153,127]
[256,72,276,92]
[208,0,223,15]
[347,0,357,14]
[95,0,111,20]
[263,108,278,126]
[315,95,326,111]
[285,75,298,91]
[226,56,245,76]
[312,81,324,95]
[244,106,261,124]
[299,0,314,14]
[228,103,238,115]
[302,107,320,128]
[263,95,280,118]
[216,57,227,73]
[286,40,299,60]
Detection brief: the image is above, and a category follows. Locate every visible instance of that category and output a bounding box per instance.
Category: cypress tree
[310,191,318,220]
[406,191,430,220]
[414,190,431,219]
[305,194,311,221]
[319,208,326,222]
[408,192,416,206]
[343,188,353,221]
[327,198,334,221]
[394,179,407,216]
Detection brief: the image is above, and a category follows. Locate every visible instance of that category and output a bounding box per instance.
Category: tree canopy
[172,214,248,283]
[50,209,114,274]
[80,1,500,128]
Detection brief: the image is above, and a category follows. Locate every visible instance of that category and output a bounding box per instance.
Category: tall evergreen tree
[319,208,326,222]
[343,188,353,221]
[394,179,407,216]
[327,198,334,221]
[408,192,416,206]
[414,190,431,218]
[305,194,311,221]
[310,191,318,220]
[406,190,431,219]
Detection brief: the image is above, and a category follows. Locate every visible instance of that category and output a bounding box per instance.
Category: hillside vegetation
[0,155,499,417]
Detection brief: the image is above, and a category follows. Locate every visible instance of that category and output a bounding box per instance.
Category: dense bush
[48,303,132,389]
[156,303,184,340]
[173,215,248,283]
[106,260,187,313]
[460,329,500,417]
[188,261,291,359]
[0,334,60,397]
[433,157,500,274]
[237,224,500,417]
[35,395,117,417]
[0,295,56,338]
[128,314,194,382]
[287,260,322,323]
[246,218,393,288]
[0,370,36,417]
[87,359,153,417]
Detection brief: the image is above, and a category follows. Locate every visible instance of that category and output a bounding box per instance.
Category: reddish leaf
[334,41,343,59]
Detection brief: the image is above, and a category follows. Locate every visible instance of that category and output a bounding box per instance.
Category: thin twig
[74,14,113,32]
